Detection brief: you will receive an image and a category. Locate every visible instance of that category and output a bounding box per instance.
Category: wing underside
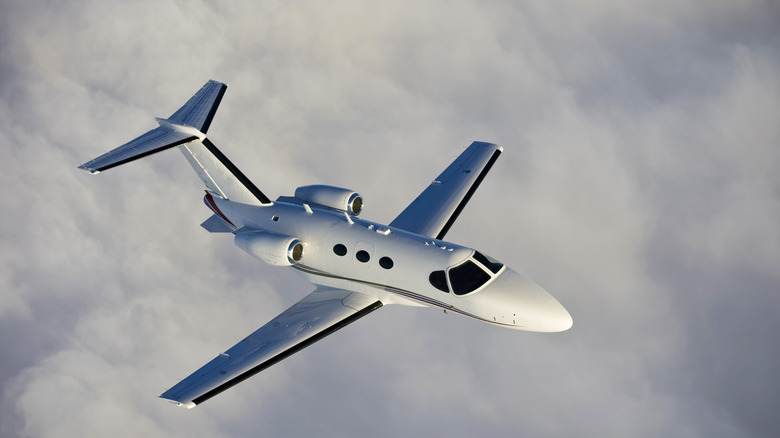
[390,141,502,240]
[160,288,382,408]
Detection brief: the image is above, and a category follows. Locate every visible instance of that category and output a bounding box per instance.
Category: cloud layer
[1,1,779,437]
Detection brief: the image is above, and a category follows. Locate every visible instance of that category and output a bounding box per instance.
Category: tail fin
[79,80,271,206]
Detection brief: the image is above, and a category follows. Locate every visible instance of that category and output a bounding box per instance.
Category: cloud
[1,1,779,437]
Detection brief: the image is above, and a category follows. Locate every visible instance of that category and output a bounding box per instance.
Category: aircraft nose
[481,269,572,332]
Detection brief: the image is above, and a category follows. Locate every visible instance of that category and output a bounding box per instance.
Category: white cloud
[1,1,779,437]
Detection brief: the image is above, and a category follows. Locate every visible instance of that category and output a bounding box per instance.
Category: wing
[160,288,382,408]
[389,141,502,240]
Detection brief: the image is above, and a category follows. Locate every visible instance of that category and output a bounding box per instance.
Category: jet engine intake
[235,230,303,266]
[294,185,363,215]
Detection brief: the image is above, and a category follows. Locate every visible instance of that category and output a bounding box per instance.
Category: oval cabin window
[379,256,393,269]
[356,250,370,263]
[333,244,347,256]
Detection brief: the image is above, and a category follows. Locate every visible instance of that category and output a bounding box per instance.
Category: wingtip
[208,79,228,89]
[471,141,503,153]
[77,164,100,174]
[161,396,196,409]
[485,142,503,152]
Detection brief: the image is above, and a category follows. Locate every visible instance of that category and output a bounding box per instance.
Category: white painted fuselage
[80,80,573,407]
[212,195,572,333]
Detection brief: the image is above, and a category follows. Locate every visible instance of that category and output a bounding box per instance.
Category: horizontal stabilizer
[78,128,198,174]
[167,80,227,133]
[78,80,227,174]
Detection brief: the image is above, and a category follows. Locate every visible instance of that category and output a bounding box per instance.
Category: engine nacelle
[294,185,363,216]
[234,230,303,266]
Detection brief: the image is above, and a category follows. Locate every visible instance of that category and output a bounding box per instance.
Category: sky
[1,0,779,437]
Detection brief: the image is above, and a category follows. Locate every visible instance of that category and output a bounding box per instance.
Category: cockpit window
[473,251,504,274]
[429,270,449,293]
[449,260,491,295]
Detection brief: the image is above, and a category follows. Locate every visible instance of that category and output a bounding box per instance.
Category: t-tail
[78,80,271,206]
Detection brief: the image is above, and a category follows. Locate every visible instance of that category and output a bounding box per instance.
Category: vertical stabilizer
[180,139,271,205]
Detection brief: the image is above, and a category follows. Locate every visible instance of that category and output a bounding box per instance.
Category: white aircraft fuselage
[79,80,572,408]
[210,193,572,333]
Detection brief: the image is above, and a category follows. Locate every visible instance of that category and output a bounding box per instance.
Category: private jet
[79,80,572,408]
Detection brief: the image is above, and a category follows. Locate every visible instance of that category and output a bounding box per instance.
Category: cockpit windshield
[449,260,491,295]
[428,250,505,295]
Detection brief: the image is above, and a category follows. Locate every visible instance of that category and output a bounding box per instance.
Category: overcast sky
[1,1,779,437]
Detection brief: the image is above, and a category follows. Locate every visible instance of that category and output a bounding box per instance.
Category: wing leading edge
[390,141,502,240]
[160,288,382,408]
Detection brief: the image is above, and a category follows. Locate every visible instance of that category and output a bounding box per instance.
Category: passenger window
[379,256,393,269]
[473,251,503,274]
[356,250,371,263]
[449,260,491,295]
[333,244,347,256]
[429,270,449,292]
